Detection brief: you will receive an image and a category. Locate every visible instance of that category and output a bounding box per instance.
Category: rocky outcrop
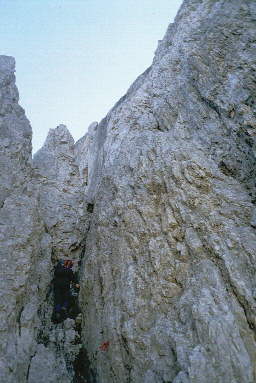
[79,1,256,382]
[0,56,32,207]
[74,121,98,193]
[33,124,85,259]
[1,0,256,382]
[0,61,84,382]
[0,56,53,382]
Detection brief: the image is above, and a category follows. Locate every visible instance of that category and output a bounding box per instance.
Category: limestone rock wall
[33,124,85,259]
[1,0,256,382]
[0,60,84,382]
[0,56,32,207]
[0,56,53,382]
[79,1,256,382]
[74,121,98,194]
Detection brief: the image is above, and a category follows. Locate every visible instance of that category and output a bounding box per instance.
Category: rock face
[0,56,32,207]
[33,124,85,259]
[1,0,256,382]
[74,121,98,194]
[0,55,50,382]
[78,1,256,382]
[0,61,84,382]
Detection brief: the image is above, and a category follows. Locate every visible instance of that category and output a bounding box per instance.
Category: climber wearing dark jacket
[53,260,77,321]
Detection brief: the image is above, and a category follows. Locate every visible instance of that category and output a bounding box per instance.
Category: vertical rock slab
[0,56,52,383]
[0,60,84,383]
[74,121,98,194]
[80,1,256,382]
[0,55,32,205]
[33,125,85,259]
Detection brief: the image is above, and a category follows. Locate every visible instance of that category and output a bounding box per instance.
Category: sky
[0,0,183,152]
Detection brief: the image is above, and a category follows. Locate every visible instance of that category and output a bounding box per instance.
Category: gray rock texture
[0,56,53,382]
[1,0,256,382]
[0,56,32,207]
[74,121,98,194]
[79,1,256,382]
[0,61,83,382]
[33,124,85,259]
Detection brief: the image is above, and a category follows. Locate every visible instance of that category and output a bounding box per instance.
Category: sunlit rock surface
[0,55,53,382]
[79,0,256,382]
[0,63,83,382]
[33,124,85,259]
[0,56,32,207]
[1,0,256,382]
[74,121,98,194]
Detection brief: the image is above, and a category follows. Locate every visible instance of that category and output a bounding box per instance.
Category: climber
[52,260,80,322]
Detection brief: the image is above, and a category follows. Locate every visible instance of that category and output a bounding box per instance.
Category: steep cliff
[0,55,53,382]
[1,0,256,382]
[33,124,85,259]
[0,60,85,382]
[78,0,256,382]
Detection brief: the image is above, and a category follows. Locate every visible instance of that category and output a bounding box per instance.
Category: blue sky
[0,0,182,152]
